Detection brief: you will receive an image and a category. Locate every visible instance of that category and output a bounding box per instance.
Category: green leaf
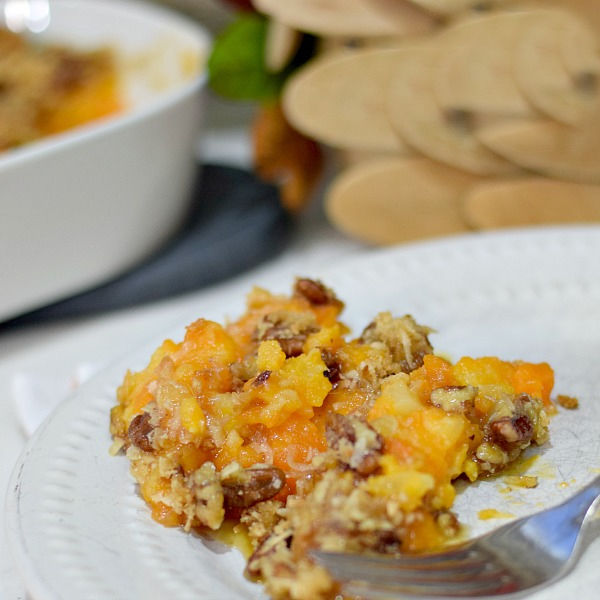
[208,14,285,101]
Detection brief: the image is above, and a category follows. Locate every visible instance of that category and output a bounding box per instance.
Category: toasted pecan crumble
[127,412,154,453]
[111,278,558,600]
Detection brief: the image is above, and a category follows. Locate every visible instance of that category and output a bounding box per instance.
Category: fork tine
[344,575,516,599]
[313,546,480,570]
[313,551,506,585]
[312,548,488,575]
[313,476,600,598]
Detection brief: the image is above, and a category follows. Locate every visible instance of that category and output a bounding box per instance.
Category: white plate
[6,226,600,600]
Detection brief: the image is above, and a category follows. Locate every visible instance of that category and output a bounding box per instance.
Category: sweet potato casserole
[0,28,121,151]
[110,279,554,600]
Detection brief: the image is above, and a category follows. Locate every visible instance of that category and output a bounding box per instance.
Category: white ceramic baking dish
[0,0,211,321]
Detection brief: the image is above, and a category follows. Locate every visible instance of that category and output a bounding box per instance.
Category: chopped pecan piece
[294,278,336,305]
[481,392,548,463]
[326,413,357,445]
[475,441,508,465]
[326,414,383,476]
[321,349,342,384]
[256,310,318,358]
[127,412,154,452]
[246,525,294,577]
[490,415,533,445]
[253,370,272,386]
[262,328,306,357]
[221,465,286,509]
[187,462,225,530]
[240,500,284,543]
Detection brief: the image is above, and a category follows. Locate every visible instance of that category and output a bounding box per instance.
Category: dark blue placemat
[3,164,292,326]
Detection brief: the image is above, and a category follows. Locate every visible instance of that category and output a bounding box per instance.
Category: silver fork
[313,475,600,599]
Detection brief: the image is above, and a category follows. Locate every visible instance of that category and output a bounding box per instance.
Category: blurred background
[2,4,600,597]
[2,0,600,324]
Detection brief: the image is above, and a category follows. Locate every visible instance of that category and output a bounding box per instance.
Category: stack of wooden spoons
[252,0,600,244]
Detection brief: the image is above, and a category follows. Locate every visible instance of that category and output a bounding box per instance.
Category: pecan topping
[294,278,335,305]
[360,312,433,374]
[326,413,358,445]
[321,349,342,384]
[490,415,533,446]
[128,413,154,452]
[262,327,306,358]
[326,414,383,476]
[255,309,319,357]
[246,528,293,577]
[221,466,286,509]
[253,370,272,386]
